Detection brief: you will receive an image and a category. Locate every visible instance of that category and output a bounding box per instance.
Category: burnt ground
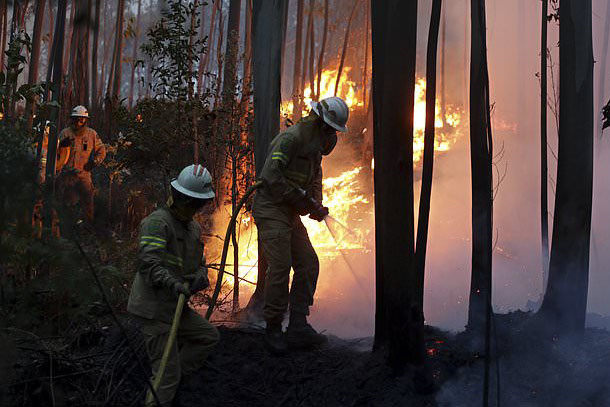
[6,312,610,406]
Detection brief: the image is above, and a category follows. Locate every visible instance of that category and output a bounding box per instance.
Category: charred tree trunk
[466,0,493,335]
[334,0,359,96]
[415,0,442,314]
[71,0,91,106]
[46,0,54,79]
[241,0,253,105]
[538,0,594,335]
[0,1,7,71]
[112,0,125,99]
[292,0,304,120]
[25,0,46,129]
[128,0,142,108]
[280,0,289,86]
[246,0,287,315]
[222,0,241,105]
[43,0,67,238]
[371,0,422,369]
[316,0,328,99]
[199,0,220,94]
[308,0,315,100]
[301,2,312,101]
[540,0,550,293]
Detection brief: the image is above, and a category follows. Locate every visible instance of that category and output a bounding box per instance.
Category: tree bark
[199,0,220,95]
[91,0,101,112]
[25,0,46,129]
[128,0,142,108]
[222,0,241,106]
[112,0,125,99]
[301,1,312,101]
[292,0,304,120]
[308,0,315,99]
[371,0,422,369]
[246,0,287,314]
[415,0,442,314]
[70,0,91,106]
[0,1,7,72]
[466,0,494,335]
[316,0,328,99]
[597,1,610,140]
[334,0,359,96]
[362,0,369,111]
[540,0,550,293]
[538,0,594,335]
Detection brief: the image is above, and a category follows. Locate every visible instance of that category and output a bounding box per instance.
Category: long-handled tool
[323,217,373,307]
[145,282,190,405]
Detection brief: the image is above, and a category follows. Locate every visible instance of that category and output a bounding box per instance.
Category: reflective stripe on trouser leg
[289,218,319,316]
[258,219,293,324]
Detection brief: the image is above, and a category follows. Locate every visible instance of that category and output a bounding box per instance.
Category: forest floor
[5,310,610,406]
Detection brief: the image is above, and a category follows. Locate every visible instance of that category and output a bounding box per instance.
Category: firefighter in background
[127,164,219,407]
[56,105,106,222]
[252,96,349,354]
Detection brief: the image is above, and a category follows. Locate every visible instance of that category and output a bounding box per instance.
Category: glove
[288,188,309,215]
[309,201,329,222]
[59,137,72,148]
[171,281,191,299]
[185,269,210,293]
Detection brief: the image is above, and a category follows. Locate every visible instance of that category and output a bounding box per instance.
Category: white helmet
[171,164,215,200]
[70,105,90,118]
[310,96,349,132]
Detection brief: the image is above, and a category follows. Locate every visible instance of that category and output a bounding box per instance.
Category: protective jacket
[127,207,205,322]
[252,115,326,224]
[57,126,106,174]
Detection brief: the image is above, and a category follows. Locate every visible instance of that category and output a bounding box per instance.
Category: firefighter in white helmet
[252,96,349,354]
[56,105,106,222]
[128,164,219,407]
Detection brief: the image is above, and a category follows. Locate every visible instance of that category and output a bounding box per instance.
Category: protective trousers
[257,216,320,324]
[57,172,95,221]
[138,309,219,407]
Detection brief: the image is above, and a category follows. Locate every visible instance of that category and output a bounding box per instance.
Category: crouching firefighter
[127,164,219,407]
[252,96,349,354]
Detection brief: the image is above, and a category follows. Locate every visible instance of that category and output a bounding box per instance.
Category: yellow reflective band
[272,156,288,163]
[272,152,288,158]
[140,241,165,248]
[141,235,167,243]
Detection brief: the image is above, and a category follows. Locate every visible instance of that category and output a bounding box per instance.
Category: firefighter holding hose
[127,164,219,407]
[252,96,349,354]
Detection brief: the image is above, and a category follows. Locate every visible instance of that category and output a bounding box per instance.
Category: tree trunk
[292,0,304,120]
[195,1,208,96]
[63,1,75,76]
[241,0,253,104]
[0,1,7,72]
[222,0,241,106]
[334,0,359,96]
[415,0,442,314]
[308,0,315,99]
[280,0,289,86]
[597,1,610,140]
[128,0,142,108]
[466,0,493,335]
[362,0,369,111]
[540,0,550,293]
[316,0,328,99]
[43,0,68,238]
[71,0,91,106]
[301,2,312,101]
[112,0,125,99]
[245,0,287,314]
[25,0,46,129]
[371,0,422,369]
[199,0,220,94]
[46,0,54,80]
[538,0,594,335]
[91,0,101,112]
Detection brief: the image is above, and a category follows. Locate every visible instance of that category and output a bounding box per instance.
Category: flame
[281,67,364,118]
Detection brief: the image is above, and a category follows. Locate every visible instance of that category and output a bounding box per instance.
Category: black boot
[285,312,327,349]
[264,322,287,355]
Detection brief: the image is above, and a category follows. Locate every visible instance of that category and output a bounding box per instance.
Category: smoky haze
[293,0,610,337]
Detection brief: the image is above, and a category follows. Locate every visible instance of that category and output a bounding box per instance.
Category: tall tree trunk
[71,0,91,106]
[112,0,125,99]
[316,0,328,99]
[25,0,46,129]
[91,0,101,113]
[362,0,370,111]
[195,1,208,96]
[540,0,550,294]
[308,0,315,99]
[538,0,594,335]
[371,0,422,369]
[0,1,7,71]
[245,0,287,315]
[466,0,493,335]
[63,1,75,76]
[292,0,304,120]
[440,4,446,124]
[301,1,312,100]
[597,1,610,140]
[199,0,220,94]
[334,0,359,96]
[222,0,241,105]
[46,0,54,79]
[241,0,253,104]
[415,0,442,315]
[43,0,68,238]
[280,0,289,88]
[128,0,142,108]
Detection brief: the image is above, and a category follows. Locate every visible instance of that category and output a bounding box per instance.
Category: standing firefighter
[252,96,349,353]
[56,105,106,222]
[128,164,219,407]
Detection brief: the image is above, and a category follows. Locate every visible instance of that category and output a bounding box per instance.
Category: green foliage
[141,0,205,99]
